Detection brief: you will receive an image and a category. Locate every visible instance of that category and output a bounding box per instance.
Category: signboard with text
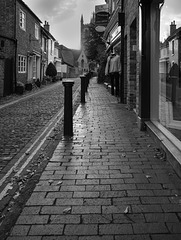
[95,4,109,27]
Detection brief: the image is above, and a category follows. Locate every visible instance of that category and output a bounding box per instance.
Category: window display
[159,0,181,140]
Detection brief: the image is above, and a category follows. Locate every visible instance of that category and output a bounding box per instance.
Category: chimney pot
[170,20,176,36]
[44,21,50,32]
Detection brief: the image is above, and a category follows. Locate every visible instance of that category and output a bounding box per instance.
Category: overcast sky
[160,0,181,41]
[23,0,106,49]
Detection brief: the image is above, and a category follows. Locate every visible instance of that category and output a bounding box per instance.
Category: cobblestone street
[0,79,81,173]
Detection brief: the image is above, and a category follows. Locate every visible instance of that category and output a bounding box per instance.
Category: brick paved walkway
[7,78,181,240]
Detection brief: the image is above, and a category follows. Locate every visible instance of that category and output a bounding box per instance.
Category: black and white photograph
[0,0,181,239]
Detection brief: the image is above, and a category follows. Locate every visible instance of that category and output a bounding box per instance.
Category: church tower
[78,14,89,73]
[80,15,90,51]
[80,14,84,50]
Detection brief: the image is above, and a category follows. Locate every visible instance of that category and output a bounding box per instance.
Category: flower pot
[25,83,32,91]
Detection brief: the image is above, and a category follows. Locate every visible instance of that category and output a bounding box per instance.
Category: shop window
[159,0,181,141]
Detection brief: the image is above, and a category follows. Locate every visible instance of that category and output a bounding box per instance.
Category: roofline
[42,27,56,41]
[18,0,42,23]
[167,27,181,41]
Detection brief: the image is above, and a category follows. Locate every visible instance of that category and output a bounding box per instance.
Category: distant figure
[105,49,121,96]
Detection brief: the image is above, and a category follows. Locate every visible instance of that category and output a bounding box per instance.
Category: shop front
[103,0,181,176]
[140,0,181,176]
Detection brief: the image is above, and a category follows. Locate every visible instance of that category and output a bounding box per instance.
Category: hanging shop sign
[95,4,109,27]
[95,25,106,33]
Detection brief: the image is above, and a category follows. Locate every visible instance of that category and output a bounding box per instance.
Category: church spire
[81,14,84,25]
[80,15,84,50]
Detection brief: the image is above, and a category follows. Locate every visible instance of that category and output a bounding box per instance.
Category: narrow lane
[0,79,80,172]
[0,79,81,239]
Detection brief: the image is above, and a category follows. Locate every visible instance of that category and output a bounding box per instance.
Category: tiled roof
[60,45,74,67]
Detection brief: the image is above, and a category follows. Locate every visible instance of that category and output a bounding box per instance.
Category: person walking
[105,49,121,97]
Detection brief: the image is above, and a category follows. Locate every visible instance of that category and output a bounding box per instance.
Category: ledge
[145,121,181,178]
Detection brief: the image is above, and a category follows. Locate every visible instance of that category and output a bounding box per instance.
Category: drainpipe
[14,0,17,90]
[119,0,125,103]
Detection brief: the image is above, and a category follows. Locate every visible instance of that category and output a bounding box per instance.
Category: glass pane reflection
[159,0,181,140]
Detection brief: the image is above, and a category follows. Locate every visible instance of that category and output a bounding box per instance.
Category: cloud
[23,0,105,48]
[25,0,77,23]
[160,0,181,41]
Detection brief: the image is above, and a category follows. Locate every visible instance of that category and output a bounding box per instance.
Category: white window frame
[172,40,175,55]
[50,40,53,55]
[32,55,37,78]
[35,23,39,40]
[19,9,26,31]
[42,37,47,53]
[18,55,27,73]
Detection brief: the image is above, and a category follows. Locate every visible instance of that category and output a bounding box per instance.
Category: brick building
[103,0,181,176]
[0,0,16,96]
[0,0,43,96]
[0,0,63,97]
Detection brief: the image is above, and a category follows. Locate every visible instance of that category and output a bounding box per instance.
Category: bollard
[85,73,90,92]
[85,73,88,92]
[62,80,74,136]
[88,72,90,86]
[80,75,86,103]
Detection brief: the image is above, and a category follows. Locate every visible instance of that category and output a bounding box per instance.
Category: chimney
[44,21,50,32]
[170,21,176,35]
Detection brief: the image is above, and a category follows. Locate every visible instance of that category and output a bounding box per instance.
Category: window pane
[18,55,26,73]
[20,10,26,30]
[35,24,39,39]
[159,0,181,140]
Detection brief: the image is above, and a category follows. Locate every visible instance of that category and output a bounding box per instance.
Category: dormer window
[19,9,26,31]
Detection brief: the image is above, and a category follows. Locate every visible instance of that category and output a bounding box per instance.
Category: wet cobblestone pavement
[4,78,181,240]
[0,79,81,172]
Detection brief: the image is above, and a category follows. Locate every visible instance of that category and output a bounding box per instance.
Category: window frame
[18,55,27,73]
[172,40,175,55]
[19,9,26,31]
[35,23,39,40]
